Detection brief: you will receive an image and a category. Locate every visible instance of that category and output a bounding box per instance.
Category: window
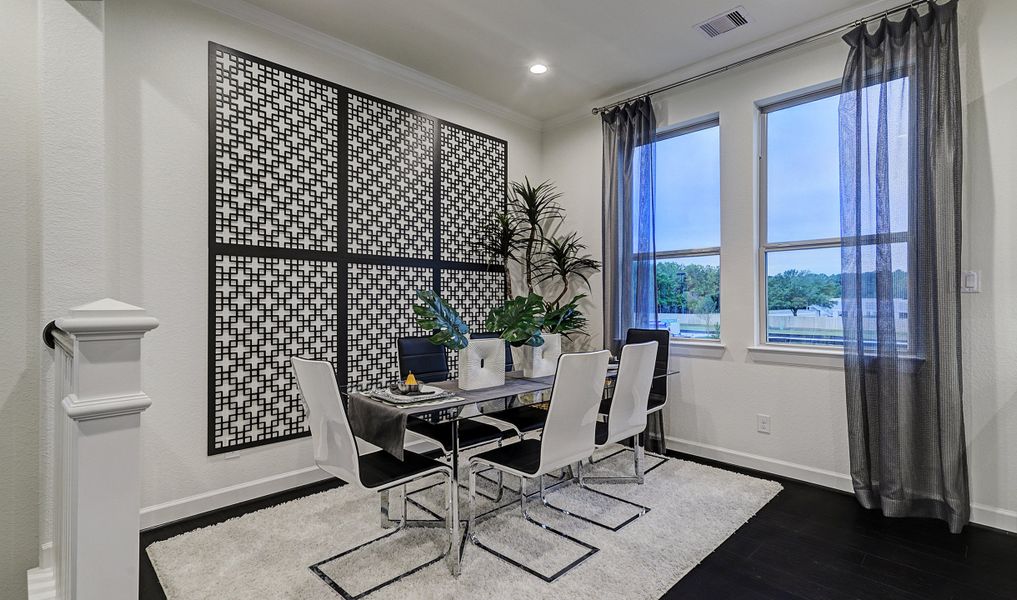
[650,119,721,340]
[759,83,911,348]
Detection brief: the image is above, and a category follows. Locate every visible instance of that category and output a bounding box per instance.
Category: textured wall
[0,1,40,595]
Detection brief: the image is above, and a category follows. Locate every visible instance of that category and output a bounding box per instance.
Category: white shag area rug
[147,449,781,600]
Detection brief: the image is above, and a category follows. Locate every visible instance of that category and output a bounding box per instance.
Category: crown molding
[542,0,903,131]
[192,0,542,131]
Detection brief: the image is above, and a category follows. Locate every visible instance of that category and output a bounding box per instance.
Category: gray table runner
[347,392,407,460]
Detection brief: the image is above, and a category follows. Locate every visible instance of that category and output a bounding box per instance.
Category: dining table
[355,365,678,575]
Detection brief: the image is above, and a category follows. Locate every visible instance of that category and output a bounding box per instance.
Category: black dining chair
[469,332,550,438]
[396,336,506,455]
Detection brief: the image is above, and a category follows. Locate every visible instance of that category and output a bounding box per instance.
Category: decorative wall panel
[347,94,434,258]
[440,123,507,263]
[346,264,432,390]
[212,48,340,251]
[212,255,338,450]
[209,43,507,454]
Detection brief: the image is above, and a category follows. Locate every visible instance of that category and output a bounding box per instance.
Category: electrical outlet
[757,414,771,434]
[961,270,981,293]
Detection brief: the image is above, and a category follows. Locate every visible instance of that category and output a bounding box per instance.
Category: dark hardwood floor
[140,453,1017,599]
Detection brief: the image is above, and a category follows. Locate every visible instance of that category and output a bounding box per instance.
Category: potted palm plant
[412,290,505,390]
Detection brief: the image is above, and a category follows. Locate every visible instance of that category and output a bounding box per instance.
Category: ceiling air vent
[696,7,751,38]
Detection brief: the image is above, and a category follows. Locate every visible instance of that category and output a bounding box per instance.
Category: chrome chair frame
[467,465,599,583]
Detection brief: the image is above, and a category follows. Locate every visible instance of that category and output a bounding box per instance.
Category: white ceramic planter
[522,332,561,378]
[457,336,506,390]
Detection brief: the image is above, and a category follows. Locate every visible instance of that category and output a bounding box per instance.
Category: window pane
[765,247,842,346]
[654,125,720,250]
[843,241,910,350]
[656,255,720,340]
[766,94,841,243]
[853,77,911,237]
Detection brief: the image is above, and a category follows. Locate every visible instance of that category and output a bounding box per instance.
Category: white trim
[140,466,331,530]
[747,344,844,369]
[970,503,1017,534]
[670,340,727,359]
[26,567,57,600]
[192,0,541,131]
[666,435,853,492]
[666,436,1017,534]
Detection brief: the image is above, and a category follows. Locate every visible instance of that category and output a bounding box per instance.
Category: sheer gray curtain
[838,0,968,532]
[602,98,657,354]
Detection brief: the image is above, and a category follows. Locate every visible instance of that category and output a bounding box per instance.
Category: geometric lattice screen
[209,43,506,454]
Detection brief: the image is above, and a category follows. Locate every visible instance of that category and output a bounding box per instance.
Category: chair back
[605,341,658,443]
[290,357,360,486]
[625,328,670,401]
[397,336,449,383]
[470,331,514,371]
[538,350,611,474]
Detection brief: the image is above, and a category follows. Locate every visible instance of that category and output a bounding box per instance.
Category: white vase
[522,333,561,378]
[457,337,506,390]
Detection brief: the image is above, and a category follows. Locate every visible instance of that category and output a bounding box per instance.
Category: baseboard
[970,503,1017,534]
[26,567,56,600]
[666,436,854,493]
[666,436,1017,534]
[140,465,331,530]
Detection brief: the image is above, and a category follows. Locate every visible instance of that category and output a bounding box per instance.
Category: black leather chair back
[397,336,449,383]
[469,332,513,371]
[624,328,669,397]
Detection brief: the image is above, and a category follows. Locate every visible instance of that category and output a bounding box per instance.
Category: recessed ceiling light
[529,63,548,75]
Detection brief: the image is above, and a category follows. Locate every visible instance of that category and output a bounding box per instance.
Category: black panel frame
[208,42,507,455]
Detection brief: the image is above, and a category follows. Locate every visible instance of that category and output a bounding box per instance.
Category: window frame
[757,82,916,351]
[652,116,722,342]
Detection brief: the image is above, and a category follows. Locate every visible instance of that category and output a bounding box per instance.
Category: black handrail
[42,320,59,349]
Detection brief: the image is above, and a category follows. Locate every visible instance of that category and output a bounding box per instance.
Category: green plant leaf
[542,294,589,337]
[412,290,470,351]
[485,292,545,347]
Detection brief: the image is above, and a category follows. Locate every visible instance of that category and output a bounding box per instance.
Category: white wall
[543,0,1017,531]
[0,1,41,596]
[99,0,542,525]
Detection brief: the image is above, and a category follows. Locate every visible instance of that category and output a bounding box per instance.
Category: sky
[648,81,909,277]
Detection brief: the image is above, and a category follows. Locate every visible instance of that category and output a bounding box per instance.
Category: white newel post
[29,299,159,600]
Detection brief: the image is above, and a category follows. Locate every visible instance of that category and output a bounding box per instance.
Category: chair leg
[469,471,600,583]
[445,468,457,575]
[311,474,452,598]
[536,453,651,532]
[467,463,479,541]
[583,437,660,485]
[380,487,395,529]
[634,436,645,484]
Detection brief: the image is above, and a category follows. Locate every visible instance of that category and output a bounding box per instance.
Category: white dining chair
[466,350,609,582]
[290,357,458,590]
[582,340,658,485]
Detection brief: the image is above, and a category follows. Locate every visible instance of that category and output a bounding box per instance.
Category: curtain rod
[591,0,930,115]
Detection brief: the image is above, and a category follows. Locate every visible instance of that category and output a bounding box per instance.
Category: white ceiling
[239,0,887,122]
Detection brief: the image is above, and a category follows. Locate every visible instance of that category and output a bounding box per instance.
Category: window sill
[747,344,844,369]
[670,339,727,359]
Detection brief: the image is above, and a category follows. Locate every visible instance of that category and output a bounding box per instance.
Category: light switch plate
[961,270,981,293]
